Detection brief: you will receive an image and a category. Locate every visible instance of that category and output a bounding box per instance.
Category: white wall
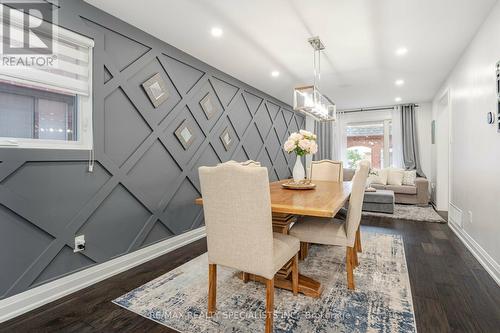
[432,0,500,280]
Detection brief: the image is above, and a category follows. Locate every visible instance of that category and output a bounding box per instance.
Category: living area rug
[113,233,416,333]
[363,204,445,223]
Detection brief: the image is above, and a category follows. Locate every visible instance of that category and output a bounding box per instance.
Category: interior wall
[432,0,500,268]
[0,0,303,300]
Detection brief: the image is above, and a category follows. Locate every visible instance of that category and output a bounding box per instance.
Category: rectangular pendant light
[293,37,336,122]
[293,85,336,121]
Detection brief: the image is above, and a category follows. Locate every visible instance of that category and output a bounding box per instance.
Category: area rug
[113,233,416,333]
[363,204,445,223]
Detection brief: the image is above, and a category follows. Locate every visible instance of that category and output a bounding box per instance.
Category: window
[0,6,94,149]
[0,82,77,141]
[346,120,392,169]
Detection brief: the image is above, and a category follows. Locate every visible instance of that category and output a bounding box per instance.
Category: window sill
[0,139,92,150]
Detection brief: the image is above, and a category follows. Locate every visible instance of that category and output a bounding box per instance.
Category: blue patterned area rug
[113,233,416,332]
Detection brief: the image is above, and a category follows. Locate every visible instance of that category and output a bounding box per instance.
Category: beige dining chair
[309,160,343,182]
[289,160,370,290]
[199,162,300,333]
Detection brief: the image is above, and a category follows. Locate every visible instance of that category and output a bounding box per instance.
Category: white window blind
[0,5,94,96]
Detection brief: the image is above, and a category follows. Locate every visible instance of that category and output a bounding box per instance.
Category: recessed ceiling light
[395,97,402,102]
[395,47,408,56]
[210,27,223,37]
[395,79,405,86]
[271,70,280,77]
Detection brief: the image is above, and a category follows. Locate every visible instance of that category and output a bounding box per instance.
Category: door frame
[436,88,452,212]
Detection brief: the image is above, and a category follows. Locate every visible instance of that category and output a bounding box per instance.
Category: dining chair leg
[356,228,362,253]
[353,244,359,267]
[208,264,217,316]
[346,247,355,290]
[291,254,299,295]
[242,272,249,283]
[265,278,274,333]
[299,242,309,260]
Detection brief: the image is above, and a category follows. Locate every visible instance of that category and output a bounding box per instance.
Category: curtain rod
[339,104,420,114]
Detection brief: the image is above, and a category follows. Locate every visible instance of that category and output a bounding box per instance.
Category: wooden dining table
[195,179,352,298]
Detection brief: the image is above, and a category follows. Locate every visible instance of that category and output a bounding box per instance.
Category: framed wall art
[200,93,216,119]
[220,127,233,151]
[431,120,436,144]
[175,120,195,150]
[142,73,169,108]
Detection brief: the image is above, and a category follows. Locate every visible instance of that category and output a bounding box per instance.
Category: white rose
[299,129,312,136]
[310,141,318,154]
[283,140,296,153]
[298,139,311,151]
[289,132,302,142]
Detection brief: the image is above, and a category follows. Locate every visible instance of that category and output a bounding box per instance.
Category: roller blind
[0,5,94,96]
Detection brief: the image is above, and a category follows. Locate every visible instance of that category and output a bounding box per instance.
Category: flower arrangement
[284,130,318,156]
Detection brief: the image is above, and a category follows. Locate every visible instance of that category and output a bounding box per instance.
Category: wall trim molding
[448,221,500,286]
[0,227,206,323]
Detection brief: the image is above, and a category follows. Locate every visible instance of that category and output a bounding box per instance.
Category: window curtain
[391,106,405,168]
[314,120,333,160]
[401,104,426,177]
[332,111,346,163]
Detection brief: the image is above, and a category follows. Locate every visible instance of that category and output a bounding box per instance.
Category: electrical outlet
[468,211,473,224]
[74,235,85,253]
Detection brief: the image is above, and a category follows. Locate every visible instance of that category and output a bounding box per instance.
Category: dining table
[195,179,352,298]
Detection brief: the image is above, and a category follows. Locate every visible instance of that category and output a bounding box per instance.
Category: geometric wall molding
[210,77,239,107]
[160,54,205,95]
[82,18,151,72]
[104,65,113,84]
[0,0,305,300]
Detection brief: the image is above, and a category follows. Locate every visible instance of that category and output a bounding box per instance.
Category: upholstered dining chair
[309,160,343,182]
[289,160,370,290]
[199,162,300,333]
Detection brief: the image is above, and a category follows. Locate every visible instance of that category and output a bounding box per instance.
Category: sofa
[344,168,430,206]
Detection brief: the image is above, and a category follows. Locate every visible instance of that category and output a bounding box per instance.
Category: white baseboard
[0,226,206,323]
[448,221,500,286]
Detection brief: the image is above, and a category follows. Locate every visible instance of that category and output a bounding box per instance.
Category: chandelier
[293,37,336,122]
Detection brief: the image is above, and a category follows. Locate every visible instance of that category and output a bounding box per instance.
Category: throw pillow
[368,168,388,185]
[387,168,404,186]
[402,170,417,186]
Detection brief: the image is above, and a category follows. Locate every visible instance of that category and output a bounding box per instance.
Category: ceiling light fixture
[395,79,405,86]
[271,70,280,77]
[395,97,402,102]
[395,47,408,56]
[293,36,336,122]
[210,27,223,37]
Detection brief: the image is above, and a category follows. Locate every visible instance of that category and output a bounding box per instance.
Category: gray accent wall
[0,0,304,299]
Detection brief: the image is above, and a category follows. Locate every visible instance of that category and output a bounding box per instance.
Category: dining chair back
[345,160,370,247]
[199,161,300,333]
[199,162,275,278]
[310,160,343,182]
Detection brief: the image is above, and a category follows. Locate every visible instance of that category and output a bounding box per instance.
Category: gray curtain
[314,121,332,160]
[401,104,426,177]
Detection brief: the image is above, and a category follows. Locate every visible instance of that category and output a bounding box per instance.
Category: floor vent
[449,203,463,228]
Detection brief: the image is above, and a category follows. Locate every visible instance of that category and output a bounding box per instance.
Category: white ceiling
[85,0,497,109]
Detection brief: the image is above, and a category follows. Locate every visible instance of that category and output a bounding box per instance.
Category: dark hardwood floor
[1,215,499,333]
